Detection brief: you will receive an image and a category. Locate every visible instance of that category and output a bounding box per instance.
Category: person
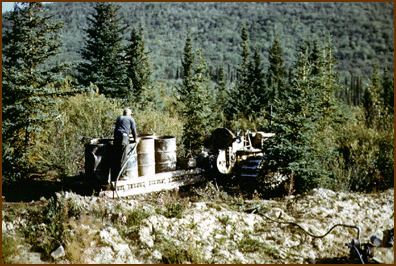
[113,108,138,180]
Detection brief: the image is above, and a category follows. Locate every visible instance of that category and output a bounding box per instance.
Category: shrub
[65,215,99,263]
[2,233,22,264]
[37,89,123,177]
[154,190,188,219]
[133,108,184,141]
[332,108,394,192]
[161,241,206,264]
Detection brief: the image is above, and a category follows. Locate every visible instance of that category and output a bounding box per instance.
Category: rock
[51,245,65,260]
[192,202,207,210]
[139,225,154,248]
[152,250,163,260]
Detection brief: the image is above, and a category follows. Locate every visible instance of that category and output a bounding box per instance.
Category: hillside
[2,2,394,81]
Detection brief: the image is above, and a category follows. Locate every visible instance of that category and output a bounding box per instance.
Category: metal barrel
[137,137,156,177]
[122,143,138,180]
[155,136,177,173]
[85,139,112,184]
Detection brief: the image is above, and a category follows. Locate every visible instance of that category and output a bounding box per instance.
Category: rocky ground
[2,181,394,264]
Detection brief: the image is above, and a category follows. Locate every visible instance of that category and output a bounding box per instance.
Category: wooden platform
[99,168,204,198]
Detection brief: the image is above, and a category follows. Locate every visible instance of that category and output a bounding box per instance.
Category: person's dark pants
[113,135,127,181]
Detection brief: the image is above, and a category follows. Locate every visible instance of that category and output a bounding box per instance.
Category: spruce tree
[363,64,384,129]
[125,24,153,103]
[262,40,336,193]
[215,63,228,112]
[77,2,128,98]
[212,62,229,126]
[267,35,287,108]
[182,49,213,155]
[226,24,254,118]
[180,31,194,97]
[247,45,266,114]
[381,67,394,114]
[2,2,66,180]
[179,34,212,155]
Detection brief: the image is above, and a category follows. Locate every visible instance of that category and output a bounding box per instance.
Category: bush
[35,89,123,177]
[33,87,184,178]
[2,233,22,264]
[332,107,394,192]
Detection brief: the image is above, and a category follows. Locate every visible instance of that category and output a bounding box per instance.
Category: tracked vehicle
[196,127,287,191]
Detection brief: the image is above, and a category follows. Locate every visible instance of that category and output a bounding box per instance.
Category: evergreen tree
[125,24,153,103]
[363,64,384,129]
[212,62,229,126]
[215,62,228,111]
[267,34,287,108]
[180,31,194,96]
[226,24,253,118]
[181,49,213,155]
[309,38,323,76]
[262,39,342,193]
[310,36,345,131]
[179,34,213,155]
[77,2,128,98]
[239,24,251,76]
[247,45,266,114]
[381,67,394,114]
[2,2,66,180]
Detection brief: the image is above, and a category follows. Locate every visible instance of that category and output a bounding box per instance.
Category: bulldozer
[195,127,288,192]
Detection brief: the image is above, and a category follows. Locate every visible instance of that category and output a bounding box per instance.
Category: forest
[2,2,394,195]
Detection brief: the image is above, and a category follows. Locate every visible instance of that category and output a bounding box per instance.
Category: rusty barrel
[85,139,113,184]
[137,137,156,177]
[155,136,177,173]
[122,143,138,180]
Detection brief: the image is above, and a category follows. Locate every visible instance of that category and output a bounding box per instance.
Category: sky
[2,2,15,13]
[2,2,52,13]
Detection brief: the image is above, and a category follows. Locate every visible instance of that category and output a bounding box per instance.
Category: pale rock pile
[2,188,394,264]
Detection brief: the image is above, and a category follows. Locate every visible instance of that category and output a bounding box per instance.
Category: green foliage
[334,107,394,192]
[2,2,70,180]
[226,24,252,118]
[77,2,129,98]
[38,88,122,176]
[267,34,287,106]
[163,202,185,219]
[363,64,391,131]
[381,68,394,114]
[238,236,265,253]
[180,43,214,155]
[134,109,184,140]
[262,37,345,194]
[125,24,153,102]
[2,233,23,264]
[161,241,205,264]
[5,2,391,81]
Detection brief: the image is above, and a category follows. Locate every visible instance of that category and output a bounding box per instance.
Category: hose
[114,142,138,200]
[245,205,361,241]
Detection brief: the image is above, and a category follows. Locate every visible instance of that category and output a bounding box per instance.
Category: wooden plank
[99,168,204,198]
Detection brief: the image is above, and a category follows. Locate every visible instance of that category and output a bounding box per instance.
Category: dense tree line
[2,2,393,194]
[2,2,393,82]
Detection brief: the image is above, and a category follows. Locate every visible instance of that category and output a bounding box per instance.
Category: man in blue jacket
[113,108,137,180]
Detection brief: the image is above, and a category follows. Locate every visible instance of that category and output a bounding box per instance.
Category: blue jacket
[114,115,137,141]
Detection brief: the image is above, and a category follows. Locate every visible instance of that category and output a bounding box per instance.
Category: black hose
[246,205,361,241]
[353,245,365,264]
